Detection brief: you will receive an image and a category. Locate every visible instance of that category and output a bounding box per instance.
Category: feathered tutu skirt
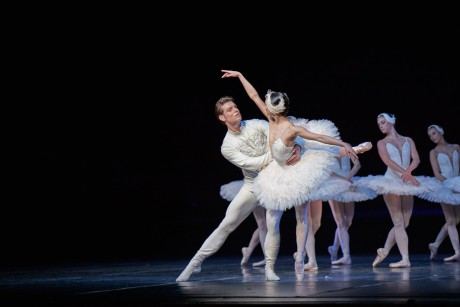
[417,176,460,205]
[444,176,460,193]
[253,118,340,211]
[355,175,440,196]
[220,180,244,202]
[329,176,378,203]
[417,185,460,205]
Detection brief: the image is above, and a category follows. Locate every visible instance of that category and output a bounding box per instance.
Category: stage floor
[0,253,459,306]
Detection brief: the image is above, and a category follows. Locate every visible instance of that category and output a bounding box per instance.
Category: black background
[10,13,459,267]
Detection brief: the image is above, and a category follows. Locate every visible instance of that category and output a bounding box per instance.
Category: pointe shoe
[176,260,201,282]
[429,243,439,260]
[293,251,307,279]
[372,248,389,267]
[304,263,319,271]
[241,247,249,266]
[328,246,338,262]
[443,252,460,262]
[252,259,266,267]
[353,142,372,154]
[294,252,305,281]
[389,259,411,268]
[332,256,352,265]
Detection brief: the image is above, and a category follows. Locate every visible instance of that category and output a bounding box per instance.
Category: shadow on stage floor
[0,253,459,306]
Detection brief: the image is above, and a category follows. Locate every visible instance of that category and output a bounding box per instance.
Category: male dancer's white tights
[176,184,261,282]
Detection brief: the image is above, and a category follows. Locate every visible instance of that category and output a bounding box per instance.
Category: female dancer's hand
[343,143,358,159]
[286,144,301,166]
[221,70,241,78]
[402,171,420,186]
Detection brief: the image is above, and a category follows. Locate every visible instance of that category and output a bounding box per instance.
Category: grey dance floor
[0,254,459,306]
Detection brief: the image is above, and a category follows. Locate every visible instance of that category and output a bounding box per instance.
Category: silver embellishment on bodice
[333,157,351,177]
[238,126,268,157]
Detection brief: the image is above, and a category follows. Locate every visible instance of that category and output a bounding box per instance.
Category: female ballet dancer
[418,124,460,262]
[357,113,438,268]
[326,156,378,266]
[221,69,371,280]
[296,155,377,271]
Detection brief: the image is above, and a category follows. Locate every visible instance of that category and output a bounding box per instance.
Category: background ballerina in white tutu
[358,113,439,268]
[418,124,460,262]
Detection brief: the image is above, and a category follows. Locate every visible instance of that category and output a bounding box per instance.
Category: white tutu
[330,177,378,203]
[418,185,460,205]
[356,175,439,196]
[220,180,244,201]
[444,176,460,193]
[308,177,352,202]
[289,117,341,154]
[254,118,340,211]
[254,149,336,210]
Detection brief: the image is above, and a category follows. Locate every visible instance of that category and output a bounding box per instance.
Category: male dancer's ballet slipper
[372,248,389,267]
[265,268,280,281]
[328,245,338,262]
[176,260,202,282]
[352,142,373,154]
[389,259,411,268]
[265,242,280,281]
[429,243,439,260]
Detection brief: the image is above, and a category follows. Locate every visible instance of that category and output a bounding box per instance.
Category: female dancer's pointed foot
[176,260,202,282]
[332,256,352,265]
[353,142,372,154]
[295,263,304,281]
[372,248,389,267]
[444,252,460,262]
[304,263,318,271]
[389,259,411,268]
[328,246,338,262]
[252,259,266,267]
[429,243,439,260]
[241,247,249,266]
[294,252,305,281]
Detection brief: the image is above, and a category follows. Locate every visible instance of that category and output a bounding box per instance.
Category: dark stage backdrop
[11,21,460,267]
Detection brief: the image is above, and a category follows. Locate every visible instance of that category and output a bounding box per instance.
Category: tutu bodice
[271,139,295,165]
[333,157,351,177]
[327,158,377,203]
[438,150,459,179]
[384,139,410,180]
